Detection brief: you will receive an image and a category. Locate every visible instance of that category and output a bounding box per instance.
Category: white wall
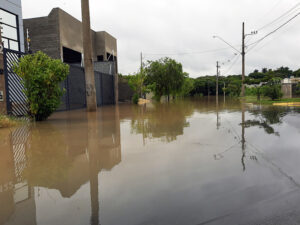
[0,0,25,52]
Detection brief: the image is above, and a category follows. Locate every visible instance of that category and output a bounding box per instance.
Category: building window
[0,8,20,51]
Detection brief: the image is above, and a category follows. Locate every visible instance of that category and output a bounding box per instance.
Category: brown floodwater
[1,97,300,225]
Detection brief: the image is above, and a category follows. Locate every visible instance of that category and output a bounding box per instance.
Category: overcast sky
[22,0,300,78]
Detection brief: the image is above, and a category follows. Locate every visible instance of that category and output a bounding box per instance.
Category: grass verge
[242,96,300,105]
[0,114,20,128]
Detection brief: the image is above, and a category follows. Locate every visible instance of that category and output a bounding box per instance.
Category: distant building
[281,76,300,98]
[23,8,118,74]
[0,0,25,52]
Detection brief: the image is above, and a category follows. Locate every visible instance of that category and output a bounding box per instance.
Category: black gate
[59,65,115,110]
[3,49,28,116]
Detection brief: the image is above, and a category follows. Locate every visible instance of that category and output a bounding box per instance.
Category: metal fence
[3,50,115,116]
[59,65,115,111]
[3,48,28,116]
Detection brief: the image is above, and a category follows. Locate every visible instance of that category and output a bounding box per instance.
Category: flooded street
[1,98,300,225]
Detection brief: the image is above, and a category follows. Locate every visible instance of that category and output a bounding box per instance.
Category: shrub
[132,93,139,104]
[13,51,69,121]
[262,85,283,100]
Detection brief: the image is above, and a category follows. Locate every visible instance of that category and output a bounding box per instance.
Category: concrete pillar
[0,32,8,115]
[114,60,119,104]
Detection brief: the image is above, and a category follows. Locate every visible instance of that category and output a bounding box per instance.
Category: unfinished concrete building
[23,8,117,74]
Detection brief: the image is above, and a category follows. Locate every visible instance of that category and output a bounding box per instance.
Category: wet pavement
[1,97,300,225]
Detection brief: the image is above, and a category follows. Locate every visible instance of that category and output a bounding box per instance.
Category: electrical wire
[247,12,300,53]
[143,46,239,56]
[222,54,241,76]
[252,19,298,53]
[253,0,284,30]
[257,2,300,31]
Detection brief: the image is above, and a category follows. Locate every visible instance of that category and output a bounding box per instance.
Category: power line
[143,46,239,56]
[222,54,241,76]
[254,0,284,28]
[257,2,300,31]
[253,19,298,53]
[247,12,300,53]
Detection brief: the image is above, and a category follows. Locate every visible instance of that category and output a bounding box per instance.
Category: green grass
[242,96,300,105]
[0,114,21,128]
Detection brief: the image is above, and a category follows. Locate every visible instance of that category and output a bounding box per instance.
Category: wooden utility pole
[241,22,245,97]
[216,61,220,97]
[81,0,97,111]
[223,82,226,102]
[140,52,143,72]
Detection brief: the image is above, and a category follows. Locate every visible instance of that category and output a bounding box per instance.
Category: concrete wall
[0,0,25,52]
[23,9,61,59]
[95,31,118,60]
[281,83,299,99]
[23,8,117,62]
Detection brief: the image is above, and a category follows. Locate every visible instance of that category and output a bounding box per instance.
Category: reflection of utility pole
[241,101,246,171]
[216,96,220,130]
[87,113,99,225]
[81,0,97,112]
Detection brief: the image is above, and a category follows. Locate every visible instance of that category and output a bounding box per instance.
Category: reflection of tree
[243,120,279,136]
[130,101,194,143]
[243,106,286,136]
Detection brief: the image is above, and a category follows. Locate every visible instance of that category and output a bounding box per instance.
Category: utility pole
[223,82,226,101]
[216,61,220,97]
[241,22,245,97]
[140,52,143,72]
[81,0,97,112]
[213,24,257,98]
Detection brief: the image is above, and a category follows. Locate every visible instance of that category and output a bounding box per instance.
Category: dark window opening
[63,47,82,64]
[97,55,104,62]
[107,53,114,62]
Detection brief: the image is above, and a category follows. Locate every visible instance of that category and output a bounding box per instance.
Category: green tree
[145,58,185,101]
[178,75,194,97]
[13,51,69,121]
[127,69,147,98]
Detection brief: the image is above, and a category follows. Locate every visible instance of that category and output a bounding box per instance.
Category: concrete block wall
[23,9,61,59]
[282,83,293,99]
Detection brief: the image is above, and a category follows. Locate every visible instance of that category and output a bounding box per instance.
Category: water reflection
[1,100,300,225]
[0,107,121,225]
[129,101,194,143]
[0,126,36,225]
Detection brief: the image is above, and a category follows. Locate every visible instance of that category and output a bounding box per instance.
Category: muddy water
[1,98,300,225]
